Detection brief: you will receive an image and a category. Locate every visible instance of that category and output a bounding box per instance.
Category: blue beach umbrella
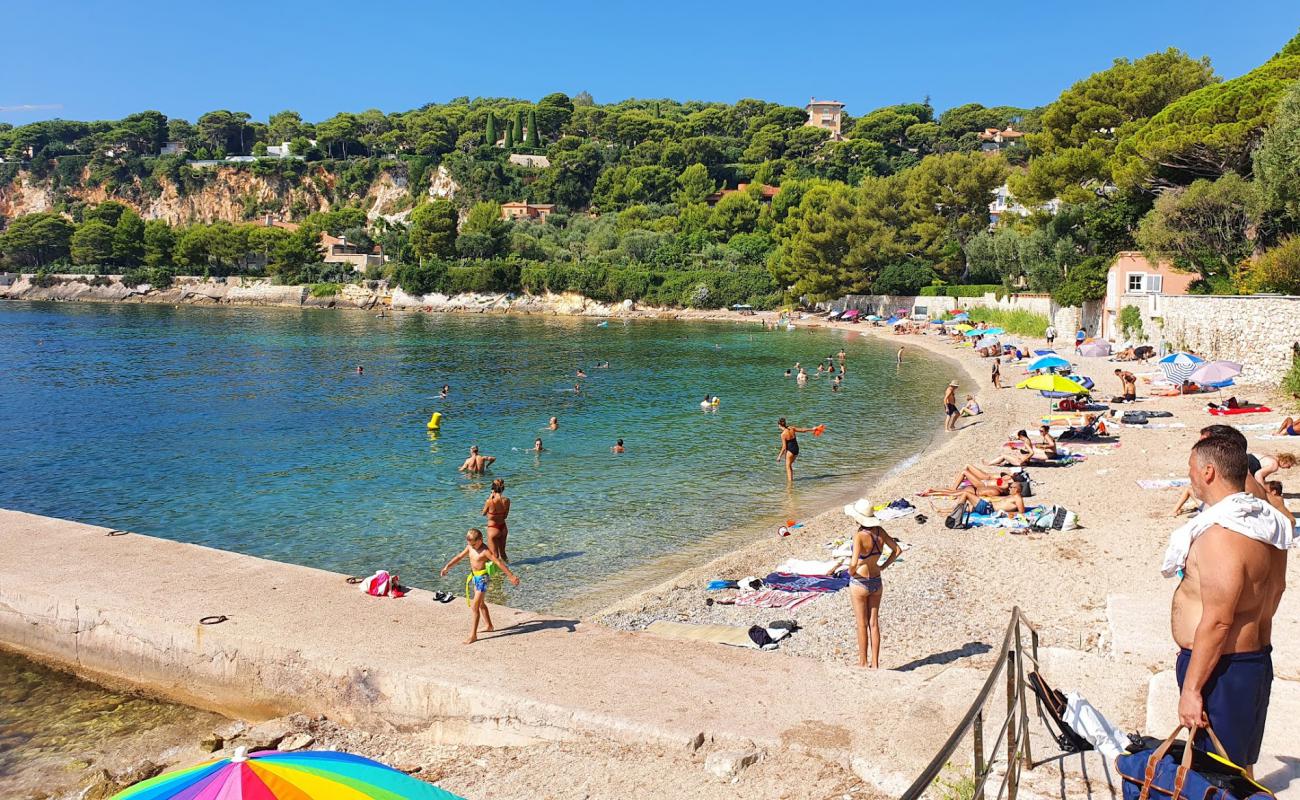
[1027,355,1071,373]
[1158,352,1205,384]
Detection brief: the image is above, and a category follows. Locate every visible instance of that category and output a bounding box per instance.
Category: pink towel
[734,589,820,610]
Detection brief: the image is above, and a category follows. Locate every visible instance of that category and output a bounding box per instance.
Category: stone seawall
[834,291,1090,335]
[1124,293,1300,384]
[0,508,982,790]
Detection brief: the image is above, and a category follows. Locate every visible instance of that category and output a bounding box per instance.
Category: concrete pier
[0,509,987,792]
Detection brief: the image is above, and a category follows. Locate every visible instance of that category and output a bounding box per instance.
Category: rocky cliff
[0,163,457,225]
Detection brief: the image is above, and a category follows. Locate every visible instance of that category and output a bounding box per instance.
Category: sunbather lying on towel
[948,483,1027,515]
[920,464,1015,497]
[1058,414,1107,440]
[1275,417,1300,436]
[984,430,1047,467]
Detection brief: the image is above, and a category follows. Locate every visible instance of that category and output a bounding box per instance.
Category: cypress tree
[504,120,515,149]
[514,109,525,144]
[485,112,497,146]
[527,109,540,148]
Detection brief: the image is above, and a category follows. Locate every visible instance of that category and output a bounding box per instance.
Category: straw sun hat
[843,498,882,528]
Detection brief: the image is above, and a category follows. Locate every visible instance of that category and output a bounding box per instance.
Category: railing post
[1006,647,1018,800]
[1015,623,1033,769]
[973,709,986,800]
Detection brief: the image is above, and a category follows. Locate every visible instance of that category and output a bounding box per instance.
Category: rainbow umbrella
[111,749,464,800]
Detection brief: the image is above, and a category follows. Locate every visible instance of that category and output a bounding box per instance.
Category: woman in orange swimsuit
[844,499,901,668]
[481,479,511,562]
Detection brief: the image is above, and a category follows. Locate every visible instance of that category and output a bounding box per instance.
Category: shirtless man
[458,445,495,474]
[796,368,808,387]
[481,479,510,562]
[548,416,559,431]
[777,418,814,483]
[837,349,847,367]
[1115,368,1137,401]
[1169,437,1290,772]
[943,381,959,431]
[440,528,520,644]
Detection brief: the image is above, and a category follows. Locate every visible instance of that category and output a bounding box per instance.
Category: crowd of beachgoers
[594,310,1297,776]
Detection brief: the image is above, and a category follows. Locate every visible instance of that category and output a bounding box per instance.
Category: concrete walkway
[0,509,988,793]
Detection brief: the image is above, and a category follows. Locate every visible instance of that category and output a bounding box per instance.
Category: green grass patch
[919,284,1001,298]
[965,306,1049,338]
[309,282,342,298]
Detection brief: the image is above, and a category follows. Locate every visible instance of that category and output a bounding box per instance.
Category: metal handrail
[899,607,1040,800]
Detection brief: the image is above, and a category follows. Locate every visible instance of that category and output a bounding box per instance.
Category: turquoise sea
[0,302,954,608]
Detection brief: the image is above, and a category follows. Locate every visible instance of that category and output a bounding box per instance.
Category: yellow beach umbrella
[1015,374,1088,394]
[953,323,973,332]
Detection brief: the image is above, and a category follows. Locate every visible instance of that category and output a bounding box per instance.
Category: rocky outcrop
[0,162,457,226]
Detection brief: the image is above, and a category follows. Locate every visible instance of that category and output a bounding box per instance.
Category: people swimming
[832,375,842,392]
[611,439,625,453]
[458,445,496,474]
[777,417,815,483]
[533,438,545,453]
[439,528,519,645]
[481,479,511,563]
[548,416,559,431]
[439,384,449,399]
[576,369,587,378]
[356,365,364,375]
[796,368,808,387]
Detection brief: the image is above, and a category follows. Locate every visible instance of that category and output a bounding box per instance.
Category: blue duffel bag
[1116,726,1273,799]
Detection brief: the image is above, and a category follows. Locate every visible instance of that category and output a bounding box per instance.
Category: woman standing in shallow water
[844,499,900,668]
[481,479,511,563]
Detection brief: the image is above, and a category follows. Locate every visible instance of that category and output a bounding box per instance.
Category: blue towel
[763,572,849,593]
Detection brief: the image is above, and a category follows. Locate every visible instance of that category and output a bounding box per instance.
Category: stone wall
[1124,293,1300,384]
[835,291,1087,332]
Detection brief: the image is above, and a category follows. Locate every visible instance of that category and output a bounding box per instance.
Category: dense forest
[3,30,1300,307]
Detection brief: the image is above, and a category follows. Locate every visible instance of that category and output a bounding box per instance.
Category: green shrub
[1119,304,1145,341]
[1282,343,1300,402]
[310,282,342,297]
[30,270,60,288]
[965,306,1049,337]
[121,266,173,289]
[919,284,1002,297]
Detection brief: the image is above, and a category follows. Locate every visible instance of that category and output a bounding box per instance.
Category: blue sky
[3,1,1295,124]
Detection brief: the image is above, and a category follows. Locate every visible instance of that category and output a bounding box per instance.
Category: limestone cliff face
[0,163,457,225]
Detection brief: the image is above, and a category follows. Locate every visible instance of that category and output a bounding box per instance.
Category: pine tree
[527,109,540,148]
[485,112,497,146]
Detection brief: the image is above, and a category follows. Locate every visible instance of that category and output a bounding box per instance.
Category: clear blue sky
[3,1,1296,125]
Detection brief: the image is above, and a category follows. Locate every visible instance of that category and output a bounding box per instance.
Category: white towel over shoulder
[1161,492,1295,578]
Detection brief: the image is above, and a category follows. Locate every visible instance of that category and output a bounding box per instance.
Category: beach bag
[1026,672,1092,753]
[1117,726,1273,800]
[1012,470,1033,498]
[359,570,404,597]
[1121,411,1147,425]
[945,501,971,530]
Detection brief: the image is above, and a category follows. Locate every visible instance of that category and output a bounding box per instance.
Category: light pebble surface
[592,315,1299,674]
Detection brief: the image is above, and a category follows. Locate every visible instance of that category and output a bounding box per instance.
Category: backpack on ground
[1027,671,1092,754]
[945,501,971,530]
[1011,470,1033,498]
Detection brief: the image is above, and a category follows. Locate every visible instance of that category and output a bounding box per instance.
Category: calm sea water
[0,302,953,608]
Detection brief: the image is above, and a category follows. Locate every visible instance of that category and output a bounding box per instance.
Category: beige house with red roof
[979,126,1025,151]
[500,202,555,222]
[706,183,781,206]
[805,98,845,140]
[262,216,385,272]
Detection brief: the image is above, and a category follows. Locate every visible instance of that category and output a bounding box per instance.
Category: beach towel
[733,589,821,610]
[966,511,1036,529]
[772,558,843,576]
[762,572,848,593]
[1063,692,1130,760]
[1208,406,1271,416]
[645,620,778,650]
[1137,478,1191,489]
[875,505,916,521]
[1161,492,1295,577]
[1121,422,1185,430]
[1060,444,1120,456]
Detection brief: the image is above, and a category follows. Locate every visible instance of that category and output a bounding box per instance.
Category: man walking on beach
[1165,437,1293,773]
[1045,324,1056,347]
[943,381,959,431]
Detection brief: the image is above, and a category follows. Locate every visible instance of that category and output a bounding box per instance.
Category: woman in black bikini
[777,418,814,483]
[844,499,901,668]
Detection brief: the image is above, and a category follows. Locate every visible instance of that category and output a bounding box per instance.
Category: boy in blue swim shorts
[440,528,519,644]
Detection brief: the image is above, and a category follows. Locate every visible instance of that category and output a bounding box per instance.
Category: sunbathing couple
[920,465,1027,514]
[977,427,1057,467]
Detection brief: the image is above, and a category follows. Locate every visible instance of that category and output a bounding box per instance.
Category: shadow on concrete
[893,641,992,672]
[510,551,583,567]
[1260,755,1299,795]
[488,618,579,639]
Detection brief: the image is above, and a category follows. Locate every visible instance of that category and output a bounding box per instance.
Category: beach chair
[1027,671,1092,753]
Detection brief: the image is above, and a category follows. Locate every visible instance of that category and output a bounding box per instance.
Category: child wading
[440,528,520,644]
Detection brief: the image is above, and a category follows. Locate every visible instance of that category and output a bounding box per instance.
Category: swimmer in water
[784,369,792,378]
[612,438,625,453]
[777,417,815,483]
[356,365,364,374]
[458,445,496,474]
[573,383,582,394]
[796,368,808,387]
[576,369,587,378]
[549,416,559,431]
[440,384,449,399]
[700,395,715,409]
[832,375,842,392]
[533,438,545,452]
[838,349,846,365]
[897,347,904,364]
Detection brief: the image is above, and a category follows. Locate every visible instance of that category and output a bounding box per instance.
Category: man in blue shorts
[1168,437,1291,773]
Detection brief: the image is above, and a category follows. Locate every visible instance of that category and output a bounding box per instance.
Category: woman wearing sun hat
[844,498,901,668]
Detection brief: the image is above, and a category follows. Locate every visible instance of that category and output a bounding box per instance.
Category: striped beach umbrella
[1157,352,1205,384]
[111,749,464,800]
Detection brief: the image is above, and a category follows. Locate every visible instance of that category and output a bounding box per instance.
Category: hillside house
[805,99,845,140]
[500,201,555,221]
[979,126,1025,151]
[706,183,781,206]
[261,216,385,272]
